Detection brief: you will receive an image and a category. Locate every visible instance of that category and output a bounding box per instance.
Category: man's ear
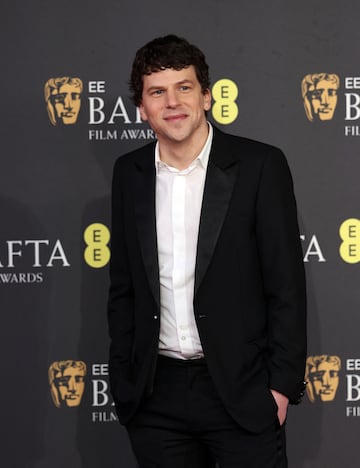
[203,88,211,111]
[139,103,148,121]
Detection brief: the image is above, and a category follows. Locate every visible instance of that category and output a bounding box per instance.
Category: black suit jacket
[108,127,307,433]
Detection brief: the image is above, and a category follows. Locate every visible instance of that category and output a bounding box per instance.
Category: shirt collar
[155,122,213,174]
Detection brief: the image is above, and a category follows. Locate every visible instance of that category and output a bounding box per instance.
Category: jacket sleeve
[107,157,135,402]
[255,147,307,404]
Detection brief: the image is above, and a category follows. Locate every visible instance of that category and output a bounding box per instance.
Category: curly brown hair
[129,35,210,107]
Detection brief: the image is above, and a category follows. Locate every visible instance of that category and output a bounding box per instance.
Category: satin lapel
[194,156,239,296]
[134,155,160,307]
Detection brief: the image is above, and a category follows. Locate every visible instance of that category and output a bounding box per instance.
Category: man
[44,77,83,125]
[108,35,307,467]
[305,355,341,403]
[301,73,339,122]
[48,360,87,408]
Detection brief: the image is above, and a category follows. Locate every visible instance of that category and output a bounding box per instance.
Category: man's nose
[165,89,180,108]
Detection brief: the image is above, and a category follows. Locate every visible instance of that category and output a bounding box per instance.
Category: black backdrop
[2,1,360,466]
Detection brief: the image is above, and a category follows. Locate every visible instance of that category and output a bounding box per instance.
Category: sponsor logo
[301,73,360,136]
[0,239,70,284]
[49,360,87,408]
[84,223,110,268]
[301,74,339,122]
[306,355,341,403]
[45,77,83,125]
[88,80,153,140]
[339,218,360,263]
[48,360,118,422]
[45,77,155,141]
[306,355,360,417]
[211,78,239,125]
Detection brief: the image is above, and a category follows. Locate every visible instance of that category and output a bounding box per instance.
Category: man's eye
[152,90,164,95]
[180,86,190,91]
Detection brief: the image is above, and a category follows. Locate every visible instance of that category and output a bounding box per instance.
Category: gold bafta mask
[305,355,341,402]
[44,77,83,125]
[301,74,340,122]
[49,360,87,408]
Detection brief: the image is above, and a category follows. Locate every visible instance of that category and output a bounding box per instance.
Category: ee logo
[339,218,360,263]
[211,79,238,125]
[84,223,110,268]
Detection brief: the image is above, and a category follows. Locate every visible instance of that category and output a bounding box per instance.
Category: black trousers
[126,355,287,468]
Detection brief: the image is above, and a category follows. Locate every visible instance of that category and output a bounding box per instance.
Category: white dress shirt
[155,123,213,359]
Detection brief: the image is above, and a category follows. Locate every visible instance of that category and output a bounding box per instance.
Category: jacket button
[153,315,158,319]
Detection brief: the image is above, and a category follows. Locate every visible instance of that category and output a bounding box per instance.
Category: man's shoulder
[113,140,156,173]
[212,126,285,167]
[213,126,282,154]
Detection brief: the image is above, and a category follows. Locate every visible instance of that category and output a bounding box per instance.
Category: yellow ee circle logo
[339,218,360,264]
[84,223,110,268]
[211,79,238,125]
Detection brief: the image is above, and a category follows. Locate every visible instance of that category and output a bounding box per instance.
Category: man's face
[55,367,85,407]
[50,83,81,124]
[311,361,339,401]
[139,66,211,148]
[309,80,338,120]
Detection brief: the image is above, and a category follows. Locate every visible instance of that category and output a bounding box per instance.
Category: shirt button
[180,324,187,330]
[181,336,186,341]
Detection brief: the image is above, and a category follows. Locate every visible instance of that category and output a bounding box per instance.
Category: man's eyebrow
[146,79,195,91]
[145,85,164,92]
[177,79,194,84]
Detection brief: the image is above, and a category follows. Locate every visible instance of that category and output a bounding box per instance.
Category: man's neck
[158,123,209,170]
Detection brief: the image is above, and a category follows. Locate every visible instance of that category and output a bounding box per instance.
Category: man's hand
[270,389,289,426]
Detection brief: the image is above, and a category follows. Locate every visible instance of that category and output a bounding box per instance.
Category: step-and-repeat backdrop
[2,1,360,467]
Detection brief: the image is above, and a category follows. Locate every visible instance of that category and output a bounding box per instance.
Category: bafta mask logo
[44,77,83,125]
[305,355,341,403]
[49,360,87,408]
[301,73,340,122]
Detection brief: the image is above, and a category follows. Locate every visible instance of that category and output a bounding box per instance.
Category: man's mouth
[164,114,187,122]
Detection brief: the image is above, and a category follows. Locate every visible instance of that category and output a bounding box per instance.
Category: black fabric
[108,128,307,432]
[126,356,287,468]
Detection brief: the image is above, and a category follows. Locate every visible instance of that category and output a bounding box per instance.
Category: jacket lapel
[194,128,240,295]
[133,145,160,307]
[132,128,240,304]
